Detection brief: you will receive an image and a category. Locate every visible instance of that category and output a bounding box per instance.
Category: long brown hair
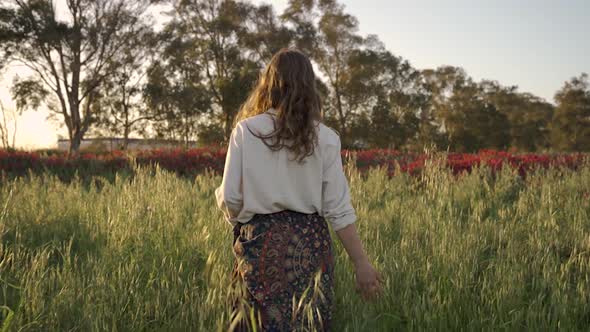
[235,48,322,163]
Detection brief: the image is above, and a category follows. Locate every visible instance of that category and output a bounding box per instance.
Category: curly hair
[234,48,323,163]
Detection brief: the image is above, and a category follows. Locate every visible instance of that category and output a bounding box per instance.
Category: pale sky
[1,0,588,149]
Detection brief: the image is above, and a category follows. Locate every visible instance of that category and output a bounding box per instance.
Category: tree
[143,35,211,146]
[283,1,427,149]
[481,81,554,151]
[423,66,511,152]
[0,0,152,154]
[413,78,448,151]
[241,3,294,64]
[283,0,364,146]
[92,23,158,149]
[551,73,590,151]
[162,0,264,141]
[342,40,423,148]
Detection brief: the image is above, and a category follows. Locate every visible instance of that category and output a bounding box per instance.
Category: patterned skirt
[228,210,335,332]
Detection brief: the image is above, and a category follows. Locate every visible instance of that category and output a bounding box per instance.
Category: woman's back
[215,108,356,232]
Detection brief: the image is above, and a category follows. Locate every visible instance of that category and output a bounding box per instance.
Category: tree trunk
[334,86,347,146]
[224,111,232,142]
[123,126,130,150]
[69,132,83,155]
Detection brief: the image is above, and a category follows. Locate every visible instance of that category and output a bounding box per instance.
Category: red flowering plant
[0,149,42,176]
[135,147,226,177]
[0,148,587,181]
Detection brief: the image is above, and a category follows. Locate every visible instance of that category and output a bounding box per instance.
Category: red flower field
[0,148,587,180]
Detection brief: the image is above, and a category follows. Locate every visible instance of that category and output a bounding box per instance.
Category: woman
[216,48,382,331]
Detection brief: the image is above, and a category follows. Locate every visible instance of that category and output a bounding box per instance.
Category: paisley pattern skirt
[229,210,335,332]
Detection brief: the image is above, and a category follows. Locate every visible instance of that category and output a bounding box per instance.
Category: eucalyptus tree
[422,66,511,152]
[282,0,364,146]
[0,0,152,154]
[480,81,554,151]
[551,73,590,151]
[91,23,160,149]
[241,3,294,64]
[143,24,212,146]
[346,39,424,149]
[157,0,265,141]
[283,1,424,148]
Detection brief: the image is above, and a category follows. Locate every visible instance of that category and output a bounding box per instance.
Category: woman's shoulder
[317,122,341,148]
[235,113,275,135]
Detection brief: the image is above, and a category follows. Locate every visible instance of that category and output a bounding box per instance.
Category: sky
[1,0,588,149]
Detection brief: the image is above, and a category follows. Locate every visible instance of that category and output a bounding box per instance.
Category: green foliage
[9,77,49,112]
[551,73,590,151]
[90,22,159,148]
[145,0,277,142]
[1,0,588,152]
[423,67,512,152]
[144,54,210,145]
[481,82,554,151]
[284,0,363,146]
[196,122,227,147]
[1,163,590,330]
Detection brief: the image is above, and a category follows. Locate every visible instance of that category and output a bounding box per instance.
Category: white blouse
[215,108,356,231]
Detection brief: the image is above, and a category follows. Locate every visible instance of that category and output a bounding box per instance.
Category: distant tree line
[1,0,589,153]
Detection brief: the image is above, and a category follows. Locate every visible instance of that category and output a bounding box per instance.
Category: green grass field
[1,159,590,331]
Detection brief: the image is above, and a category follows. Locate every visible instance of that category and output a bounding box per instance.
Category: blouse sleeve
[321,136,356,231]
[215,123,244,226]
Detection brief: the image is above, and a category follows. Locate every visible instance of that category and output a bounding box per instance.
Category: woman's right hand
[354,259,383,301]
